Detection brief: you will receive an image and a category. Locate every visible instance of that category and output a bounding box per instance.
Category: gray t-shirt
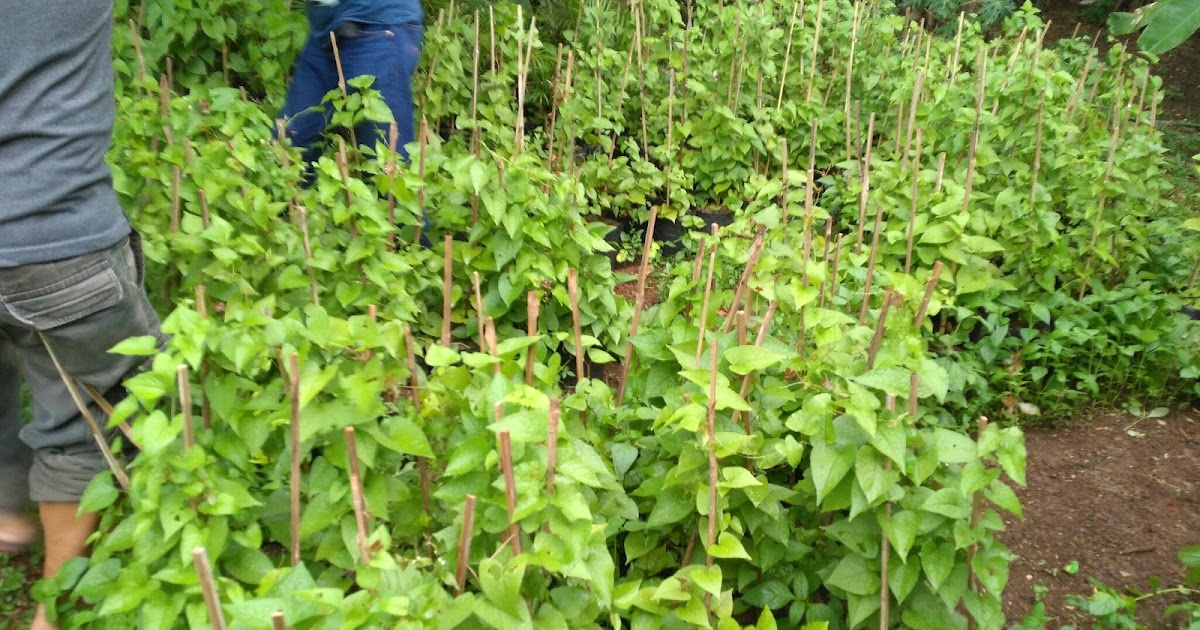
[0,0,131,268]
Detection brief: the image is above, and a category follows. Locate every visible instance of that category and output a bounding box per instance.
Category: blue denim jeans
[0,235,163,510]
[279,22,424,166]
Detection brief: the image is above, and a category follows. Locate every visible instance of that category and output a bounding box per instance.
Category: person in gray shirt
[1,1,165,628]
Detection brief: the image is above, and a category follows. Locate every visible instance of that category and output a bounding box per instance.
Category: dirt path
[999,409,1200,628]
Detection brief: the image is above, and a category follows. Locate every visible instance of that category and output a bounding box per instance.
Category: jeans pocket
[3,259,124,331]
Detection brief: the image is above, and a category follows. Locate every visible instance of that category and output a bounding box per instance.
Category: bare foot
[0,511,37,551]
[29,604,56,630]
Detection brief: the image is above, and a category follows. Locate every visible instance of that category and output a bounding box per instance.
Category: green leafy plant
[1109,0,1200,56]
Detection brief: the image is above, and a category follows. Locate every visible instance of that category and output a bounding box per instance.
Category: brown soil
[613,262,660,305]
[999,409,1200,629]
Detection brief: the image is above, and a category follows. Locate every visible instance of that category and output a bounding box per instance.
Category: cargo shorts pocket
[3,260,124,331]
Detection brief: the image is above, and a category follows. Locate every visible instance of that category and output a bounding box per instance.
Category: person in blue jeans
[279,0,424,167]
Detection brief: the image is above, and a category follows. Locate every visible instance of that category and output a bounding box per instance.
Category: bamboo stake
[525,292,540,385]
[909,372,920,420]
[802,169,816,286]
[704,341,720,579]
[455,495,477,594]
[808,118,819,182]
[343,427,372,563]
[545,45,567,170]
[488,6,496,75]
[442,235,454,345]
[288,353,302,566]
[129,20,147,87]
[829,235,844,307]
[734,301,779,433]
[901,72,925,170]
[607,36,638,167]
[855,113,876,255]
[329,33,358,149]
[732,32,750,113]
[776,1,801,112]
[498,427,522,555]
[879,394,897,630]
[843,3,863,161]
[415,116,428,245]
[471,11,481,156]
[805,0,825,105]
[859,202,886,325]
[962,49,988,216]
[485,317,500,375]
[736,310,749,346]
[865,289,894,371]
[934,153,947,194]
[695,232,720,367]
[780,139,790,224]
[296,205,320,307]
[1066,48,1097,123]
[632,4,650,158]
[38,335,129,490]
[178,365,194,450]
[818,218,834,308]
[402,331,433,546]
[567,269,586,381]
[913,261,944,329]
[1079,113,1125,299]
[514,12,537,153]
[170,165,181,233]
[193,548,227,630]
[692,235,709,283]
[194,285,211,430]
[271,612,287,630]
[966,416,989,609]
[546,399,560,494]
[472,271,485,350]
[615,206,659,406]
[722,226,769,333]
[904,127,925,275]
[948,13,965,83]
[386,123,399,234]
[726,10,744,109]
[1029,91,1046,208]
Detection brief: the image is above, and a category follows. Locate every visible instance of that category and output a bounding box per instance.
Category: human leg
[278,37,340,169]
[0,236,163,629]
[0,335,36,551]
[340,23,424,161]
